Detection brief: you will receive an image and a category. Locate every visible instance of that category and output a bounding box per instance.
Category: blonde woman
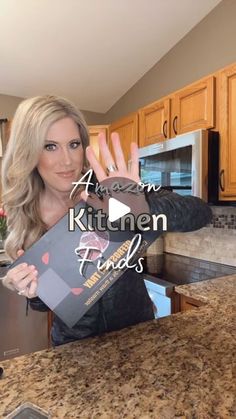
[1,95,212,346]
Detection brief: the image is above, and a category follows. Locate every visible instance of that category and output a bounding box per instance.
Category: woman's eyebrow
[44,137,81,143]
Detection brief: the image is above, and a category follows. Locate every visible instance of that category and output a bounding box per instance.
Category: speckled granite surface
[0,275,235,418]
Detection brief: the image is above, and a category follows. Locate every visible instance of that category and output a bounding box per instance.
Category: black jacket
[29,190,212,346]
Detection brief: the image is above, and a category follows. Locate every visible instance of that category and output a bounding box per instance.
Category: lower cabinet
[0,278,49,361]
[169,291,204,313]
[179,294,204,312]
[143,279,204,317]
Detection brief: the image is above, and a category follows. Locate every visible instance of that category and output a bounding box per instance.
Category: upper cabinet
[88,125,109,166]
[109,112,138,164]
[92,65,235,201]
[1,120,11,154]
[138,76,216,146]
[0,120,11,202]
[139,98,170,147]
[218,64,236,199]
[172,76,215,136]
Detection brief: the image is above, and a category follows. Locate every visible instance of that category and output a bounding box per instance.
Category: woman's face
[37,117,84,194]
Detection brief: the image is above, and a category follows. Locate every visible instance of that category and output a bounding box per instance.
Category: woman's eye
[44,143,57,151]
[70,140,81,149]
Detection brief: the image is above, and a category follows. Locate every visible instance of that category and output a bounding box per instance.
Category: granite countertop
[0,275,236,418]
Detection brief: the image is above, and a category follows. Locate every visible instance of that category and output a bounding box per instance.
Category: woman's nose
[61,147,72,166]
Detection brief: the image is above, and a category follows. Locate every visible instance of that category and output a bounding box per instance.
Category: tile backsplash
[164,206,236,267]
[209,205,236,229]
[151,253,236,285]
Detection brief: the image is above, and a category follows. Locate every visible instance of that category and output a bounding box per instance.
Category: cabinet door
[88,125,108,166]
[1,120,11,152]
[180,295,203,312]
[219,65,236,198]
[109,112,138,164]
[173,76,215,135]
[0,120,11,202]
[139,98,170,147]
[0,279,48,361]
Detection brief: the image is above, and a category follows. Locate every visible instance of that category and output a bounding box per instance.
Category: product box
[12,201,158,327]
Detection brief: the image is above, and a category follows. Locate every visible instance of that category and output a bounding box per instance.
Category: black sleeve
[28,296,50,312]
[144,188,212,233]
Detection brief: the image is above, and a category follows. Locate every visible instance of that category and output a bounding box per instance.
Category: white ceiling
[0,0,221,113]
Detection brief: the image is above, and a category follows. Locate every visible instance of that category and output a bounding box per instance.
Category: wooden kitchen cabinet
[139,98,170,147]
[1,119,11,153]
[179,295,204,312]
[218,64,236,199]
[88,125,109,166]
[0,120,11,202]
[171,75,215,136]
[47,311,54,348]
[138,76,215,146]
[109,112,138,164]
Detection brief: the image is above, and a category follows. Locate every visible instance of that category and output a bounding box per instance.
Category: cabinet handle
[219,169,225,192]
[162,120,167,138]
[173,116,178,135]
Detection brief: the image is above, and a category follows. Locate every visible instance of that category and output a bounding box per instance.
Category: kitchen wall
[2,0,236,126]
[104,0,236,123]
[0,94,105,125]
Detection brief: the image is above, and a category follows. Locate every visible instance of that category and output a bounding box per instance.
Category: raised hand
[81,132,149,218]
[85,132,140,183]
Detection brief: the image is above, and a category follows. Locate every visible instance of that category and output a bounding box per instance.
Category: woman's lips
[56,170,75,178]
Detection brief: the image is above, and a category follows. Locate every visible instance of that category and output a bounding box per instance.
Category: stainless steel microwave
[136,129,219,203]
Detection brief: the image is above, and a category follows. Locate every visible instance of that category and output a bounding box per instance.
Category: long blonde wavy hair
[2,95,89,260]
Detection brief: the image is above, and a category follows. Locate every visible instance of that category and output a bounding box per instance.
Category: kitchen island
[0,275,235,418]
